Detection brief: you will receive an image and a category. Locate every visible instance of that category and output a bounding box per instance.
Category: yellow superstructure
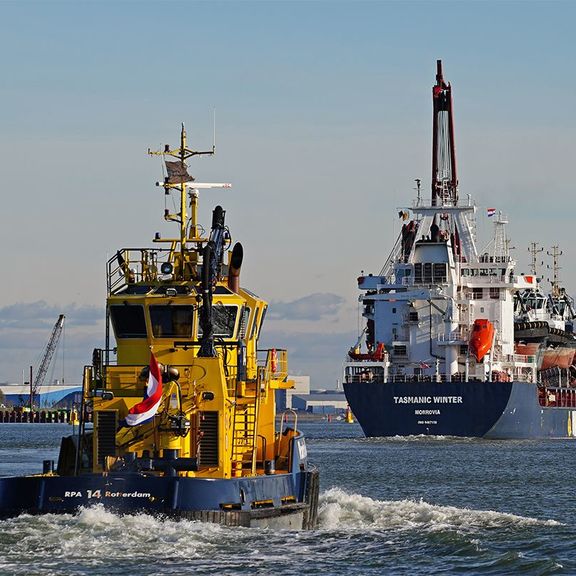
[84,125,295,480]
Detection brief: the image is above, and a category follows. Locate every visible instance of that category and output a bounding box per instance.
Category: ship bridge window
[258,306,268,338]
[109,305,147,338]
[433,263,447,283]
[249,305,268,340]
[472,288,483,300]
[150,305,194,338]
[489,287,500,300]
[250,308,260,339]
[198,304,239,338]
[414,262,447,284]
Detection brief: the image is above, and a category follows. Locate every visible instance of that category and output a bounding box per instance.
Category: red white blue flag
[125,353,163,426]
[487,208,496,217]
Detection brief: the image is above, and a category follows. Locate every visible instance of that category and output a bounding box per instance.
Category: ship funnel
[228,242,243,293]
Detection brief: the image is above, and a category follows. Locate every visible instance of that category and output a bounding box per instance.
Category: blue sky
[1,1,575,388]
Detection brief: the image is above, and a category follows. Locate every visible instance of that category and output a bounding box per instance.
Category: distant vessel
[513,244,576,374]
[0,126,319,527]
[343,61,576,439]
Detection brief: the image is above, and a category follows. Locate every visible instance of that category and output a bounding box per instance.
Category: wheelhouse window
[250,308,260,339]
[257,305,267,339]
[110,305,147,338]
[198,304,239,338]
[239,307,250,338]
[150,305,194,338]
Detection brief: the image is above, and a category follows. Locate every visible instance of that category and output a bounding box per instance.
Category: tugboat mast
[528,241,544,277]
[148,124,217,279]
[547,245,564,298]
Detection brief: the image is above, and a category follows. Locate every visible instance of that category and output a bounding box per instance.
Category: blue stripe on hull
[343,380,575,439]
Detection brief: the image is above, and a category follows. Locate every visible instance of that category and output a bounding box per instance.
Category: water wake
[317,487,562,532]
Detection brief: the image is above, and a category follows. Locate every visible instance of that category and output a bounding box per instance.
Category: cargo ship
[0,126,319,526]
[343,62,576,439]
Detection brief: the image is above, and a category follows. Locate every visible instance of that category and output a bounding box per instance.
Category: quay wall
[0,410,92,424]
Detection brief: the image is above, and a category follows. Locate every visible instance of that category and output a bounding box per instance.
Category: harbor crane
[31,314,65,402]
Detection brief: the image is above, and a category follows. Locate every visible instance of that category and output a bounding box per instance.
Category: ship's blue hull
[0,469,319,528]
[343,380,576,438]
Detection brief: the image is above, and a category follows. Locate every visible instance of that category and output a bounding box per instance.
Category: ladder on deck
[230,381,260,476]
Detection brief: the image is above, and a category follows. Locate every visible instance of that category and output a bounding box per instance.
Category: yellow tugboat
[0,125,319,528]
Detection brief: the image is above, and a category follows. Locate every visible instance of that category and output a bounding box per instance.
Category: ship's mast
[528,242,544,277]
[547,245,563,298]
[432,60,458,207]
[148,124,215,278]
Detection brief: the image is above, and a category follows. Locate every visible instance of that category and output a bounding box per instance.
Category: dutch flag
[487,208,496,217]
[125,352,163,426]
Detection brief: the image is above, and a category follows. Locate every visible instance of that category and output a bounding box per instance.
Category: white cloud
[260,328,356,389]
[0,302,104,384]
[268,293,346,321]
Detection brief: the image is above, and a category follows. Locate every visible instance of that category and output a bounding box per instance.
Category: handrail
[277,409,298,457]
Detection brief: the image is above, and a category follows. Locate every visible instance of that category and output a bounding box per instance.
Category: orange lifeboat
[348,342,385,361]
[469,319,495,362]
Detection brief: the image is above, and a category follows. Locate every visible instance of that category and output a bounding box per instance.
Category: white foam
[318,487,562,531]
[0,506,234,563]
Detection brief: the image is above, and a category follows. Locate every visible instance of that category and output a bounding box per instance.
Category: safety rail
[437,329,468,344]
[257,348,288,381]
[107,248,175,295]
[345,371,538,384]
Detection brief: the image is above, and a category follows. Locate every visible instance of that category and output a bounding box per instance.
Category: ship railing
[97,362,257,403]
[257,348,288,382]
[107,248,174,295]
[510,353,537,365]
[437,329,467,344]
[347,370,542,384]
[344,364,387,384]
[490,352,537,366]
[539,366,573,388]
[387,373,473,383]
[97,364,197,401]
[509,368,537,383]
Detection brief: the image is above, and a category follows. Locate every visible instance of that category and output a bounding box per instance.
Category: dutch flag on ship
[487,208,496,217]
[125,352,163,426]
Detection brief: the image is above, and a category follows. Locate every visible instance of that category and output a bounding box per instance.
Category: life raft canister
[270,348,278,373]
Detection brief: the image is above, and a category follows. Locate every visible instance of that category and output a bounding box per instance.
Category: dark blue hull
[343,380,576,438]
[0,470,319,528]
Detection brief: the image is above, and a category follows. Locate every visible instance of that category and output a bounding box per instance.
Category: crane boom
[431,59,458,206]
[33,314,65,397]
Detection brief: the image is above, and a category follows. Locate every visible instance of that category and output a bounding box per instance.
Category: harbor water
[0,422,574,575]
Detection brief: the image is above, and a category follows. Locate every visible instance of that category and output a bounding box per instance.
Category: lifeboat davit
[469,319,495,362]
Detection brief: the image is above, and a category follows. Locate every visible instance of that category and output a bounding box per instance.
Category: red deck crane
[432,59,458,207]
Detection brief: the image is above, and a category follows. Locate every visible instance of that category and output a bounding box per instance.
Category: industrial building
[0,383,82,409]
[275,376,349,414]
